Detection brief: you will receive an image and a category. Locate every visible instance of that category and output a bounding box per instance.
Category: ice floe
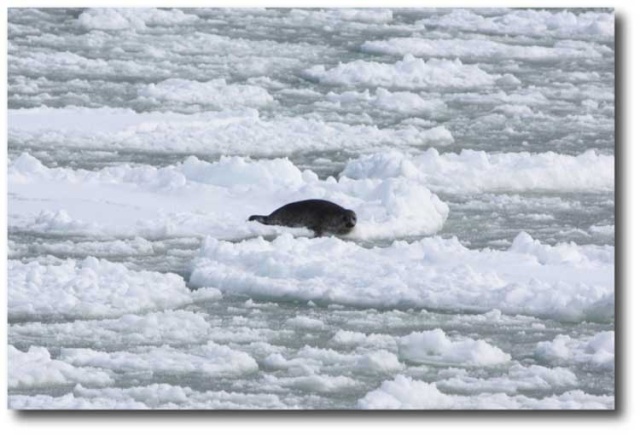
[8,107,445,156]
[303,55,517,89]
[59,342,259,377]
[189,232,613,322]
[342,148,614,194]
[9,346,114,389]
[8,257,219,321]
[136,78,274,110]
[9,153,449,240]
[534,331,614,371]
[398,329,511,366]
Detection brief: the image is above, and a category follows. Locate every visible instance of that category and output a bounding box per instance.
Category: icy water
[7,8,615,409]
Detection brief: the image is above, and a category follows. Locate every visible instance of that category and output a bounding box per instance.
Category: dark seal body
[249,199,357,237]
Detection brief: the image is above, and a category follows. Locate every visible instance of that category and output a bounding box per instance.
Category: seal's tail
[248,215,268,224]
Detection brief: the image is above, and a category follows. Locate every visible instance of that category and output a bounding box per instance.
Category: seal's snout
[344,211,357,228]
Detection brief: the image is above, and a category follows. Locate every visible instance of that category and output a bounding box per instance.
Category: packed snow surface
[8,7,614,410]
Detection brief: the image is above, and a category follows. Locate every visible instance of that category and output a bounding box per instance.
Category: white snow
[342,148,614,194]
[190,232,613,322]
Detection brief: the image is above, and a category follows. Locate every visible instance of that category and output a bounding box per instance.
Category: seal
[249,199,357,237]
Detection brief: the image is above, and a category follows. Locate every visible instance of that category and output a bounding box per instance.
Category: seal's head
[333,209,357,234]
